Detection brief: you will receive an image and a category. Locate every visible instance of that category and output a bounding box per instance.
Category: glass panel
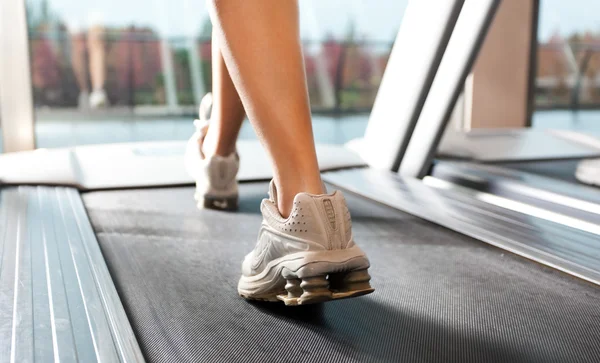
[300,0,407,144]
[535,0,600,113]
[576,52,600,107]
[25,0,408,148]
[511,0,600,188]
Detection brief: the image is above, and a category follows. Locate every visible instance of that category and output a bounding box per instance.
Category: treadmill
[2,1,600,362]
[417,2,600,246]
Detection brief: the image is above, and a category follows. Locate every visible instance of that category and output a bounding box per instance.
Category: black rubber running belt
[83,183,600,363]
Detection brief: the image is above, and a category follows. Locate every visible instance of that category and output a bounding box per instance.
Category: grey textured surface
[0,187,144,362]
[83,183,600,363]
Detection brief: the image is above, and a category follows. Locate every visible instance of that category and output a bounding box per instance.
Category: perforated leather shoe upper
[241,181,355,277]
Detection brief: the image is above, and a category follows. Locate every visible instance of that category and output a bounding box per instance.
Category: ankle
[202,127,236,158]
[275,179,325,218]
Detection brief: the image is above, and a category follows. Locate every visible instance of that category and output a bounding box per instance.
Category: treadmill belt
[83,183,600,363]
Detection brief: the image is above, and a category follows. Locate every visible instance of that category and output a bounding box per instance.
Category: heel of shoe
[198,195,239,211]
[277,269,374,306]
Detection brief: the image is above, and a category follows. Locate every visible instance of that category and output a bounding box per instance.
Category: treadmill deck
[82,182,600,363]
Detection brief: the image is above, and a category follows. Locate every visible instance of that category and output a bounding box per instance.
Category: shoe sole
[196,193,239,211]
[238,246,374,306]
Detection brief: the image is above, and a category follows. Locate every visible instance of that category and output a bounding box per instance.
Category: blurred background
[1,0,599,152]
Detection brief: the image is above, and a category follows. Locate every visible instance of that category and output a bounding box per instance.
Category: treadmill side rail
[323,168,600,287]
[0,186,145,362]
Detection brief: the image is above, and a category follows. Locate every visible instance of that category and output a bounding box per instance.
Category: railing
[27,29,600,116]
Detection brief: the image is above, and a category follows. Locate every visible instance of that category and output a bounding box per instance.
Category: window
[536,0,600,109]
[22,0,408,149]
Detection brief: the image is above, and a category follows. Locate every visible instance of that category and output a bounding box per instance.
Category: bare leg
[70,33,89,94]
[207,0,324,217]
[202,31,246,157]
[87,25,106,92]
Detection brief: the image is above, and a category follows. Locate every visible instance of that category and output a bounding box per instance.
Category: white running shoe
[576,159,600,187]
[238,181,374,305]
[185,93,240,211]
[89,89,109,109]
